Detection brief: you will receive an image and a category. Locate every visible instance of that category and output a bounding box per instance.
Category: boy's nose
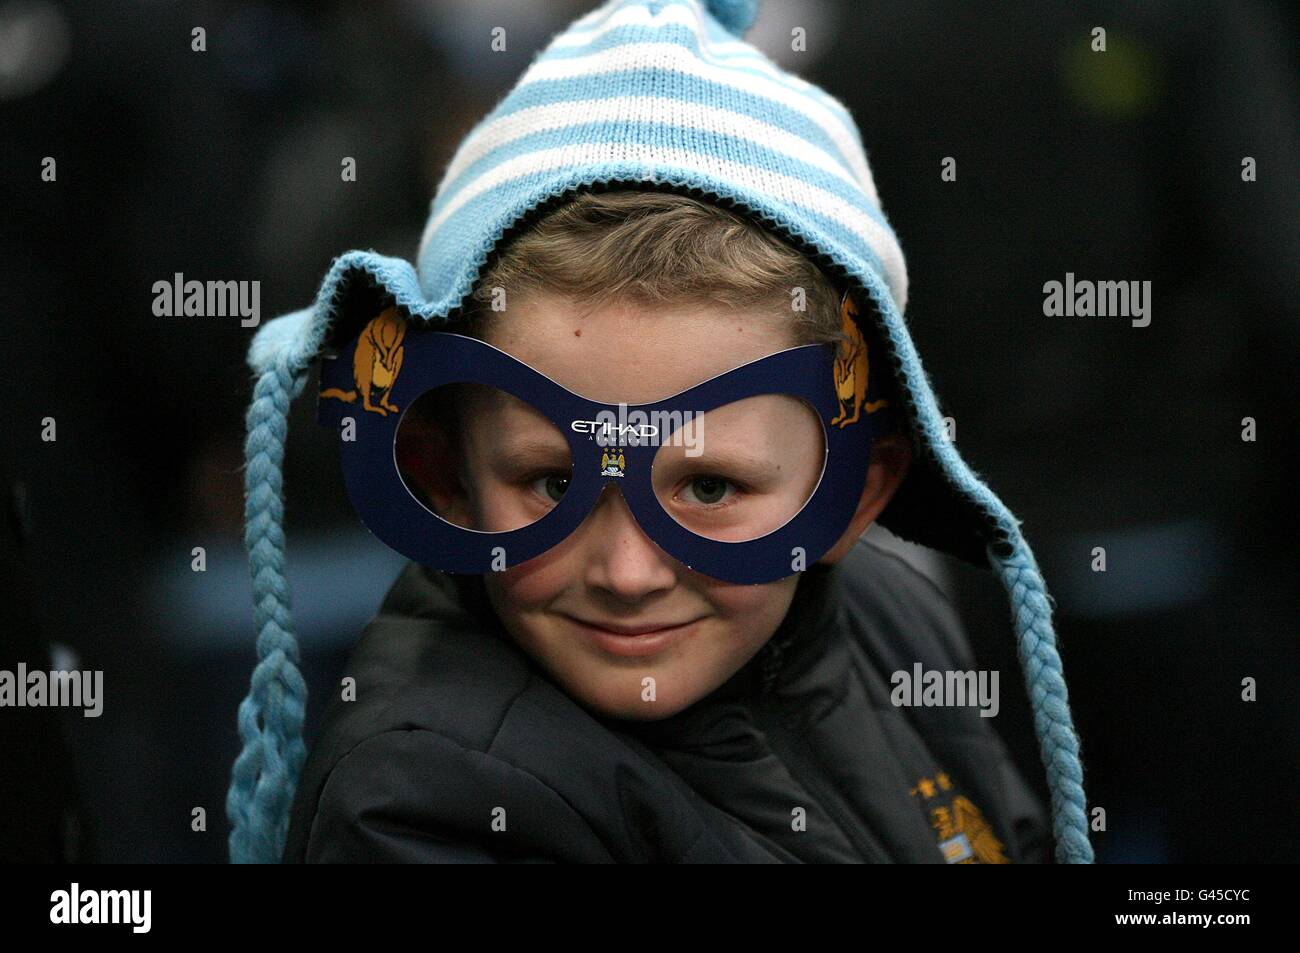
[580,483,678,599]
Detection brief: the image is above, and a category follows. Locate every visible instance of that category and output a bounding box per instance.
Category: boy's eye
[530,473,570,503]
[681,475,736,507]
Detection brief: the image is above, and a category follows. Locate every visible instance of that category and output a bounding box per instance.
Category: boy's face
[412,294,874,721]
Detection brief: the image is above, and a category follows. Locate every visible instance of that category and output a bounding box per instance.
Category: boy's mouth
[563,614,704,658]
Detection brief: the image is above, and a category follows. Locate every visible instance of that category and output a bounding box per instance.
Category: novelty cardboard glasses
[317,293,898,585]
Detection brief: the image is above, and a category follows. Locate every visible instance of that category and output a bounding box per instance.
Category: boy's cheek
[484,559,801,632]
[482,572,801,719]
[483,553,568,610]
[695,573,802,626]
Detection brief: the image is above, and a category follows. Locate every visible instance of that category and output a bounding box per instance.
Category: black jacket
[283,536,1051,863]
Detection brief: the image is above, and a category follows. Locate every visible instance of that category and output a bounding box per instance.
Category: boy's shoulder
[298,563,541,765]
[832,536,1053,863]
[281,563,658,861]
[834,533,978,674]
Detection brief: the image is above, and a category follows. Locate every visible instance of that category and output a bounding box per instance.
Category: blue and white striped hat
[228,0,1093,864]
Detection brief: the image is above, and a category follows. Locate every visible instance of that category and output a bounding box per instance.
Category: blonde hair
[451,189,848,347]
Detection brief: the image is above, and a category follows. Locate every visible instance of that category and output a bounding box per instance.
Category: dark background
[1,0,1296,863]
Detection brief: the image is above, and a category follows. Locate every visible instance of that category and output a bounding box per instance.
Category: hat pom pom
[705,0,760,37]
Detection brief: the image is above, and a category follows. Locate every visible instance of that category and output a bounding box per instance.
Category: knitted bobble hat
[227,0,1093,864]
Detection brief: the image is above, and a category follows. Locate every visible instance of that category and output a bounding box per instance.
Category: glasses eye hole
[395,382,573,532]
[649,394,826,542]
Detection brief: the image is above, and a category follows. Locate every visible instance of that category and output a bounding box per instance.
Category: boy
[227,0,1092,863]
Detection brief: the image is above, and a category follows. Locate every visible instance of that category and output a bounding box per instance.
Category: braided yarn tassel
[988,526,1095,863]
[226,354,310,863]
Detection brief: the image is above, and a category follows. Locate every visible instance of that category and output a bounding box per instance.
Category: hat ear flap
[226,250,431,863]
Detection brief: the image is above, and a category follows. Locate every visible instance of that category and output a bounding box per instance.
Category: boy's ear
[394,397,475,528]
[419,466,475,529]
[816,433,913,565]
